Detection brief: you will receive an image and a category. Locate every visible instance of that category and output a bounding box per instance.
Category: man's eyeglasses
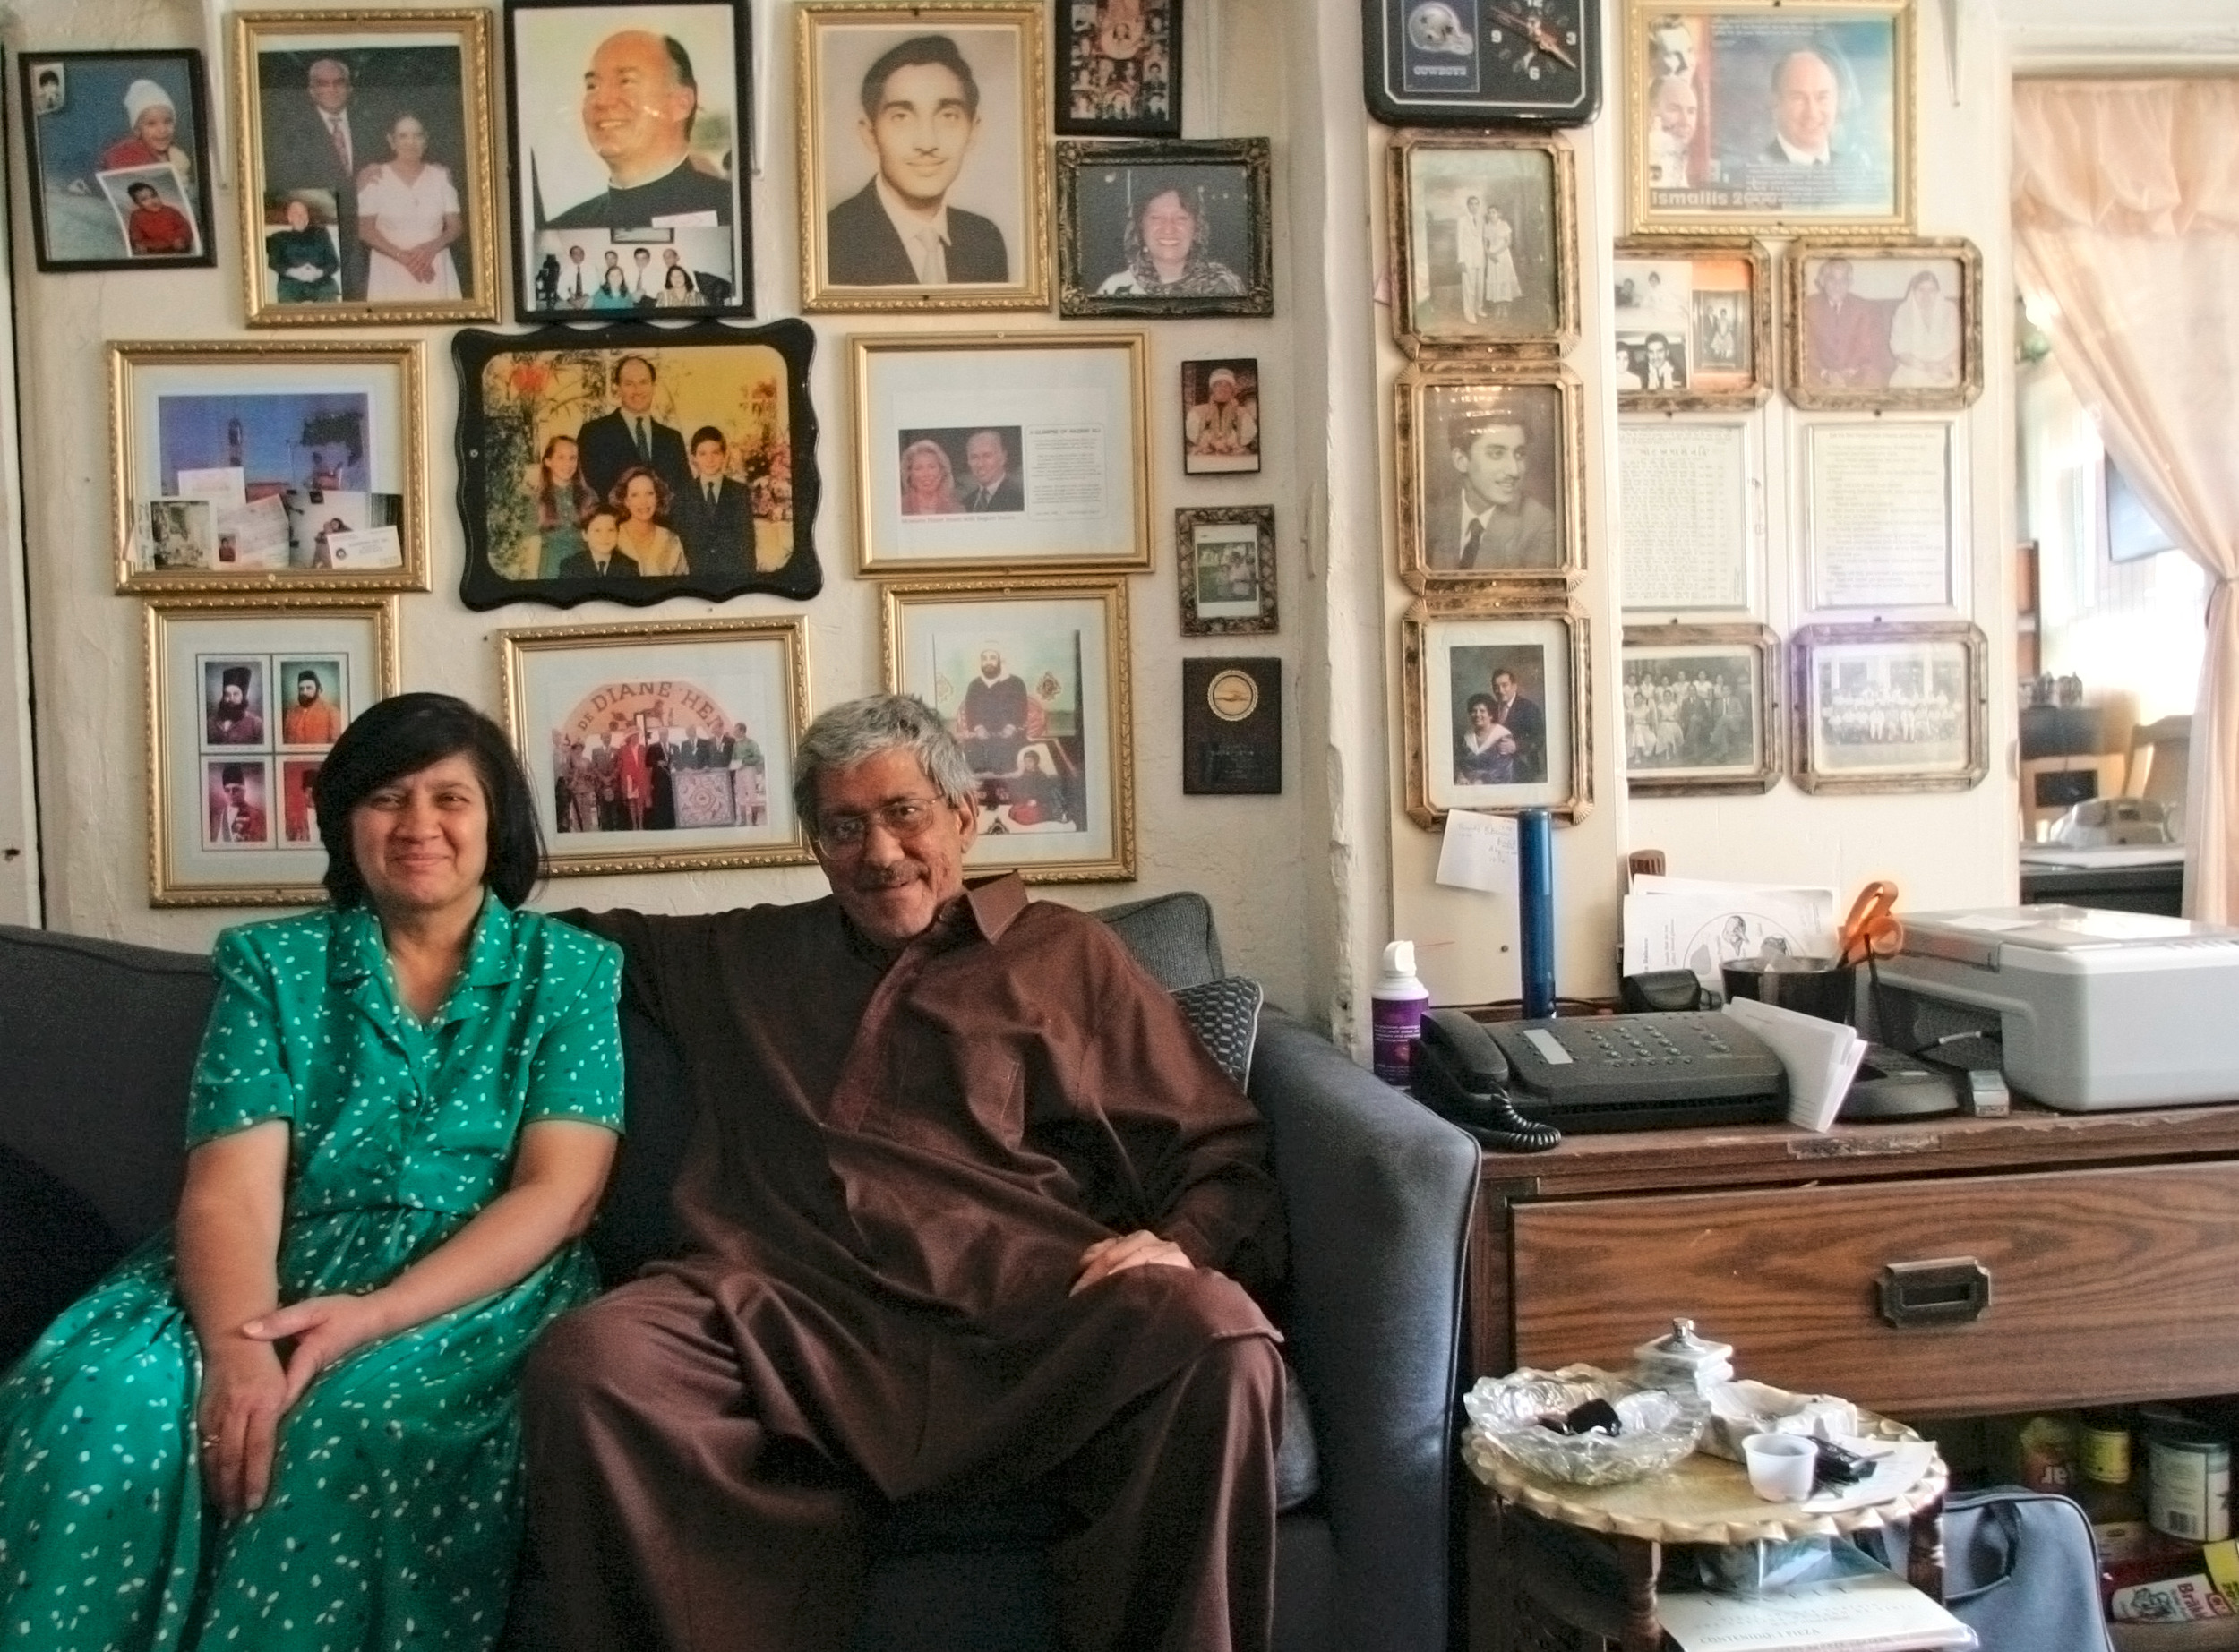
[811,796,946,852]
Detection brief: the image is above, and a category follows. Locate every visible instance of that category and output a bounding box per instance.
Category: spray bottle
[1370,941,1432,1088]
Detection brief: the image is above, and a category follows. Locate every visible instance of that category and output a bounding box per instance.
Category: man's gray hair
[792,693,977,825]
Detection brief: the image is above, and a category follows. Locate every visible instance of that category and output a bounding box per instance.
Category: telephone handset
[1413,1009,1563,1153]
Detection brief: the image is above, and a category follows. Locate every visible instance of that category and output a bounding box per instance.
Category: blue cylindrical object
[1517,809,1556,1018]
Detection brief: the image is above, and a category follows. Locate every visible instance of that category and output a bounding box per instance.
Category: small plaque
[1183,658,1282,794]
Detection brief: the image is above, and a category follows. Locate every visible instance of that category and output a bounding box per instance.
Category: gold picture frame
[233,9,500,326]
[796,2,1050,313]
[1387,131,1579,359]
[497,615,815,876]
[1783,236,1984,412]
[880,574,1136,882]
[1622,622,1781,796]
[851,330,1151,575]
[1394,361,1585,592]
[1402,593,1593,828]
[144,594,399,906]
[1790,620,1987,794]
[111,339,429,595]
[1612,237,1771,410]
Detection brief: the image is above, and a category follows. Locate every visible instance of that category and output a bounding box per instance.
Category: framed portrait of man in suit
[1394,362,1584,593]
[798,3,1050,312]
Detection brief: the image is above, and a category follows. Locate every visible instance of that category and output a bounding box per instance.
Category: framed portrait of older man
[1624,0,1914,235]
[1394,363,1584,593]
[506,0,752,323]
[799,3,1049,312]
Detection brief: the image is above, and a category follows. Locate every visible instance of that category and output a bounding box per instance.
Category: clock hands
[1484,5,1579,72]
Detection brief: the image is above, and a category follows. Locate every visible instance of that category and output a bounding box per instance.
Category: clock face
[1207,670,1260,723]
[1365,0,1601,128]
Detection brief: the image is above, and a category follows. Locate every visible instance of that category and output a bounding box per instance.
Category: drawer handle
[1878,1258,1992,1328]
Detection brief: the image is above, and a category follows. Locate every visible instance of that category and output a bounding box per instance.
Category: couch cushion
[1085,891,1224,991]
[1172,976,1264,1090]
[0,1142,128,1368]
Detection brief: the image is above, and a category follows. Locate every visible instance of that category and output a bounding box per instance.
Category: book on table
[1654,1566,1976,1652]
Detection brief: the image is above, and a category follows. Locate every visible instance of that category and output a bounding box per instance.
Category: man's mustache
[854,864,922,891]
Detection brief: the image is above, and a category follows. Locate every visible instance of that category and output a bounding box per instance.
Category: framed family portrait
[1056,138,1273,318]
[506,0,751,324]
[1784,237,1983,411]
[111,340,427,595]
[1180,358,1260,475]
[1611,238,1770,408]
[1057,0,1181,136]
[1622,623,1780,796]
[798,3,1049,312]
[452,319,821,610]
[1176,506,1277,636]
[144,595,399,906]
[1790,621,1986,793]
[233,10,498,325]
[851,331,1148,576]
[881,576,1136,881]
[1388,132,1577,356]
[1394,363,1584,591]
[18,49,217,272]
[497,617,813,876]
[1625,0,1914,235]
[1402,595,1592,828]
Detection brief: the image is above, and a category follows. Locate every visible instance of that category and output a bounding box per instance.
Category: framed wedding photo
[1622,623,1780,796]
[851,332,1149,576]
[19,49,217,272]
[144,595,399,905]
[1402,595,1591,827]
[1056,138,1273,319]
[1394,363,1584,591]
[1785,236,1982,411]
[881,576,1136,881]
[234,10,498,325]
[1625,0,1914,236]
[111,340,428,595]
[1611,238,1770,409]
[1388,132,1576,357]
[798,2,1049,312]
[1056,0,1181,136]
[497,617,813,876]
[1790,620,1986,794]
[506,0,751,324]
[1176,506,1276,637]
[452,319,822,610]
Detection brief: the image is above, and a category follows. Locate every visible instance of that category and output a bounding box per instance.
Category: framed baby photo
[1394,362,1584,592]
[18,50,216,272]
[852,331,1150,576]
[1401,595,1592,828]
[798,2,1049,313]
[1180,359,1260,475]
[1176,506,1276,636]
[1611,238,1770,409]
[507,0,753,324]
[881,575,1136,882]
[1626,0,1914,236]
[451,319,823,610]
[497,616,814,876]
[233,10,499,325]
[1056,0,1181,137]
[144,595,399,906]
[1784,236,1983,411]
[1388,132,1577,357]
[111,340,428,595]
[1055,137,1273,319]
[1621,622,1780,796]
[1790,620,1986,794]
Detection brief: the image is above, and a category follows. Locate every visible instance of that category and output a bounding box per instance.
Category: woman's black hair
[313,692,543,909]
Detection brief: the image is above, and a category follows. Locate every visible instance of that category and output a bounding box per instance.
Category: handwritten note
[1436,810,1519,895]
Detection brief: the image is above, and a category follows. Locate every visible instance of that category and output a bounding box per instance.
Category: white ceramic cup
[1742,1433,1818,1502]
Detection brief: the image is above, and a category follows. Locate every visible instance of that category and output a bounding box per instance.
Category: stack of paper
[1622,876,1841,997]
[1724,996,1868,1133]
[1656,1568,1977,1652]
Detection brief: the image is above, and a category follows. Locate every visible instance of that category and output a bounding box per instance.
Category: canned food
[2147,1416,2233,1544]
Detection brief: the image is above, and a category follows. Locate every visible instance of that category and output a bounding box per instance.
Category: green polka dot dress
[0,901,622,1651]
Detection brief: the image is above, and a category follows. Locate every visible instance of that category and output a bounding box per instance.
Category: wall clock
[1364,0,1602,128]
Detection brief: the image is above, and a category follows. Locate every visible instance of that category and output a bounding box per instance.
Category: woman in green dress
[0,693,623,1651]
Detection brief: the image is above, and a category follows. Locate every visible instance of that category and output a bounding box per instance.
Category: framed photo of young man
[1056,138,1272,318]
[1402,595,1591,827]
[18,49,218,272]
[1621,622,1780,795]
[1388,132,1576,357]
[798,3,1049,312]
[1784,237,1982,411]
[233,10,499,325]
[1056,0,1181,137]
[1790,620,1986,793]
[1394,363,1584,592]
[1611,238,1770,409]
[881,575,1135,881]
[506,0,751,323]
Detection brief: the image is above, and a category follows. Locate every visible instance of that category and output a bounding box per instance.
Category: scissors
[1837,880,1902,967]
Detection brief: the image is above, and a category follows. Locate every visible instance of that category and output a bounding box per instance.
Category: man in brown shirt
[524,693,1285,1652]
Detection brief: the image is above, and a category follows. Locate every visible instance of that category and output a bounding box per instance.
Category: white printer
[1875,904,2239,1111]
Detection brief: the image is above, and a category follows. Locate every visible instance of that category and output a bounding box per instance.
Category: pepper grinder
[1633,1317,1735,1396]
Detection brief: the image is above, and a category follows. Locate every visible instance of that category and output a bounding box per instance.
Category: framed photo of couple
[1611,238,1770,409]
[18,49,218,272]
[1784,237,1983,411]
[1401,595,1592,828]
[1387,132,1578,357]
[1394,363,1585,592]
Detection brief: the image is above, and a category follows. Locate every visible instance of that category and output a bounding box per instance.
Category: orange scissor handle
[1839,880,1902,965]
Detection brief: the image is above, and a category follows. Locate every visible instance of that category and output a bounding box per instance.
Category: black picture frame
[502,0,754,323]
[1053,0,1182,138]
[1055,137,1272,319]
[17,49,219,272]
[1361,0,1602,131]
[451,319,821,611]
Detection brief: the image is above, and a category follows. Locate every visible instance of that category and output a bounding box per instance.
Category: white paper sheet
[1623,879,1840,994]
[1436,810,1519,894]
[1723,996,1867,1132]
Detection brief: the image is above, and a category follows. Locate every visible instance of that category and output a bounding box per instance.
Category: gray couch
[0,894,1480,1652]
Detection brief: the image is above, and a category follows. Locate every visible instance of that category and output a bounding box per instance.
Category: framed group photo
[1394,363,1584,590]
[881,576,1136,881]
[144,595,399,905]
[1611,238,1770,408]
[1055,137,1272,318]
[506,0,751,323]
[851,331,1149,576]
[18,49,217,272]
[452,319,821,610]
[1388,132,1577,356]
[1791,621,1986,793]
[1402,595,1592,827]
[111,340,427,594]
[1175,505,1277,636]
[1621,623,1780,795]
[497,617,813,875]
[1626,0,1914,235]
[1057,0,1181,136]
[233,10,499,325]
[1785,237,1983,410]
[798,2,1049,312]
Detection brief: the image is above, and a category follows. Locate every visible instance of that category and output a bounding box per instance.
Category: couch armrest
[1250,1009,1478,1652]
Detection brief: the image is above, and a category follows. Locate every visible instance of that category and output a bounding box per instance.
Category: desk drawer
[1511,1161,2239,1415]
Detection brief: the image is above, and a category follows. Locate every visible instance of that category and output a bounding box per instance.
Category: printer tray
[1512,1090,1790,1135]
